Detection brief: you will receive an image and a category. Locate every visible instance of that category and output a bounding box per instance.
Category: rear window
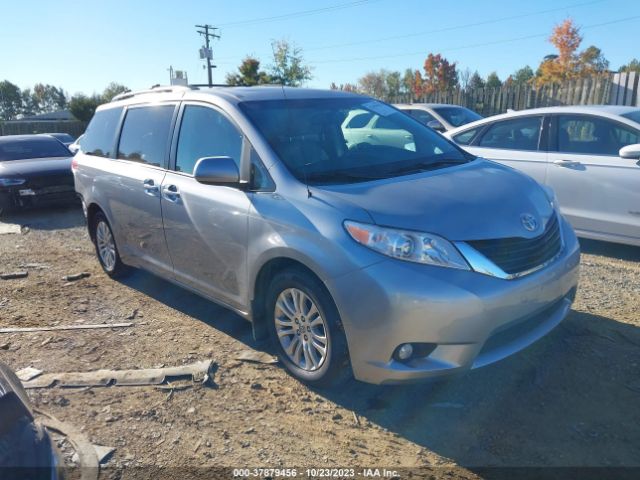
[0,137,71,161]
[80,107,123,157]
[432,106,482,127]
[117,105,175,167]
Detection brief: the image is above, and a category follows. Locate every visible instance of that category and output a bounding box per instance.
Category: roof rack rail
[111,85,194,102]
[188,83,233,88]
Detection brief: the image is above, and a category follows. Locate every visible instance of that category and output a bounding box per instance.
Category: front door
[161,103,250,309]
[546,114,640,242]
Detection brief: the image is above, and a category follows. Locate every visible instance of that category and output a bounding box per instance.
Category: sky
[0,0,638,96]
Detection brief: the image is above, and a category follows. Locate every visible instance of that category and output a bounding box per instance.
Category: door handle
[142,178,159,195]
[365,134,374,138]
[553,159,581,168]
[162,184,181,202]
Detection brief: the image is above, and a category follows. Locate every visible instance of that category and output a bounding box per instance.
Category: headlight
[0,178,26,187]
[344,220,470,270]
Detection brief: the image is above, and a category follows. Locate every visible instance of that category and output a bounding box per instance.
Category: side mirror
[193,156,240,186]
[68,144,79,155]
[427,120,446,133]
[619,143,640,160]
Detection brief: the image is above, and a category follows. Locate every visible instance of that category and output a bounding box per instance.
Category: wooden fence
[392,72,640,117]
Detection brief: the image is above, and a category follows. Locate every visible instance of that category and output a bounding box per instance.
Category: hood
[0,157,72,179]
[313,159,554,241]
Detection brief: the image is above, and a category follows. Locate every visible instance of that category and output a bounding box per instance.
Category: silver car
[73,86,580,386]
[394,103,483,132]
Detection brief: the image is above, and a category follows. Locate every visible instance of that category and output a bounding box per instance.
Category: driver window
[175,105,243,174]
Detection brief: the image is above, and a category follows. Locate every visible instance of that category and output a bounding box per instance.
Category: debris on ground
[0,322,135,334]
[23,359,216,389]
[93,445,116,464]
[0,271,28,280]
[62,272,91,282]
[16,366,43,381]
[0,222,22,235]
[235,349,278,364]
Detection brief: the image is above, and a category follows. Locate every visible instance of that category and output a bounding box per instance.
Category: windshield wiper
[306,170,387,184]
[388,159,468,176]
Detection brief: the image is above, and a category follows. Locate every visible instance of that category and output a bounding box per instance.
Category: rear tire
[266,268,351,388]
[91,212,130,278]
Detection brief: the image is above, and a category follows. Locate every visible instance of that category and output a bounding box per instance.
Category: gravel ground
[0,206,639,479]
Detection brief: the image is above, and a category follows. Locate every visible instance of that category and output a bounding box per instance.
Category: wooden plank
[625,72,637,106]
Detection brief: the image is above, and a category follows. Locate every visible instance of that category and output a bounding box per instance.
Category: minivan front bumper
[329,215,581,384]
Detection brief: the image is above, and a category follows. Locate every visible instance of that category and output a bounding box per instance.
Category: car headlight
[0,178,26,187]
[344,220,470,270]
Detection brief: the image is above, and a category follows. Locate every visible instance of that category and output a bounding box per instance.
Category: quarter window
[80,107,123,157]
[175,106,243,175]
[557,115,640,156]
[453,128,480,146]
[117,105,175,166]
[406,109,436,126]
[478,116,542,151]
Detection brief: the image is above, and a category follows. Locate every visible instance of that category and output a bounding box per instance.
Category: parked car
[74,85,580,386]
[395,103,483,132]
[445,106,640,247]
[0,361,62,479]
[0,135,77,214]
[41,132,76,147]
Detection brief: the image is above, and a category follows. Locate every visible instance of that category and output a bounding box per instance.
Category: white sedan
[445,106,640,247]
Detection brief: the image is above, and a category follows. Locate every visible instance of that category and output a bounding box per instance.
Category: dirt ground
[1,206,639,479]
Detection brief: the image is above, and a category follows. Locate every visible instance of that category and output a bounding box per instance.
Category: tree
[620,58,640,73]
[402,68,415,98]
[358,70,388,99]
[412,70,424,99]
[269,40,312,87]
[468,71,485,89]
[329,82,359,92]
[102,82,130,102]
[385,71,402,102]
[579,46,609,74]
[0,80,22,120]
[512,66,534,85]
[226,57,271,86]
[31,84,67,113]
[485,72,502,89]
[459,68,472,90]
[69,94,102,122]
[421,53,458,95]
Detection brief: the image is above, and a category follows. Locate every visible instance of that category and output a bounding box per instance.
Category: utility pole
[196,24,220,87]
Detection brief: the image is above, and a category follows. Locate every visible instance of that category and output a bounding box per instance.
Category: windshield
[621,110,640,125]
[240,98,471,185]
[432,106,482,127]
[0,137,71,161]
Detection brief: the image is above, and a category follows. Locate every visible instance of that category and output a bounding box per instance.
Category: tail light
[71,157,79,171]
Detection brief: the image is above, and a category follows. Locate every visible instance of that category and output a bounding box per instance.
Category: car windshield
[621,110,640,124]
[240,98,472,185]
[0,137,71,161]
[432,106,482,127]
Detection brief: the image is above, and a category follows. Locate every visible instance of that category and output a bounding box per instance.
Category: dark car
[0,362,62,479]
[0,135,77,214]
[41,133,76,147]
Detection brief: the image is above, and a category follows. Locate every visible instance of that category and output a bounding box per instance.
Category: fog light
[397,343,413,361]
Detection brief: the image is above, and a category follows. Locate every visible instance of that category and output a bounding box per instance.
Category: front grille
[467,214,562,275]
[27,173,74,190]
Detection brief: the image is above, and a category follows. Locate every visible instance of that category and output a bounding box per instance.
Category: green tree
[102,82,130,102]
[0,80,22,120]
[269,40,312,87]
[30,84,67,113]
[226,57,271,86]
[385,71,402,101]
[69,94,102,122]
[512,66,534,85]
[402,68,415,99]
[468,71,485,89]
[485,71,502,89]
[619,58,640,73]
[358,70,388,99]
[579,46,609,74]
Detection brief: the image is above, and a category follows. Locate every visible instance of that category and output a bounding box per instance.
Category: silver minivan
[73,85,580,386]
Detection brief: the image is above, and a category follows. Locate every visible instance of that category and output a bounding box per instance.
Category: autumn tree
[537,18,609,85]
[421,53,458,95]
[358,70,388,99]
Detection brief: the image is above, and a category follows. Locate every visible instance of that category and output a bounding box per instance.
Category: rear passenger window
[117,105,175,167]
[453,128,480,146]
[558,115,640,156]
[80,107,122,157]
[478,116,542,151]
[175,105,243,175]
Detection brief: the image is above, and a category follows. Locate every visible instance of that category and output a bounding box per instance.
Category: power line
[217,0,378,28]
[304,0,604,52]
[307,14,640,65]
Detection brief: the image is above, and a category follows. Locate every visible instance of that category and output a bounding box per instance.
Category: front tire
[91,212,130,278]
[266,268,351,388]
